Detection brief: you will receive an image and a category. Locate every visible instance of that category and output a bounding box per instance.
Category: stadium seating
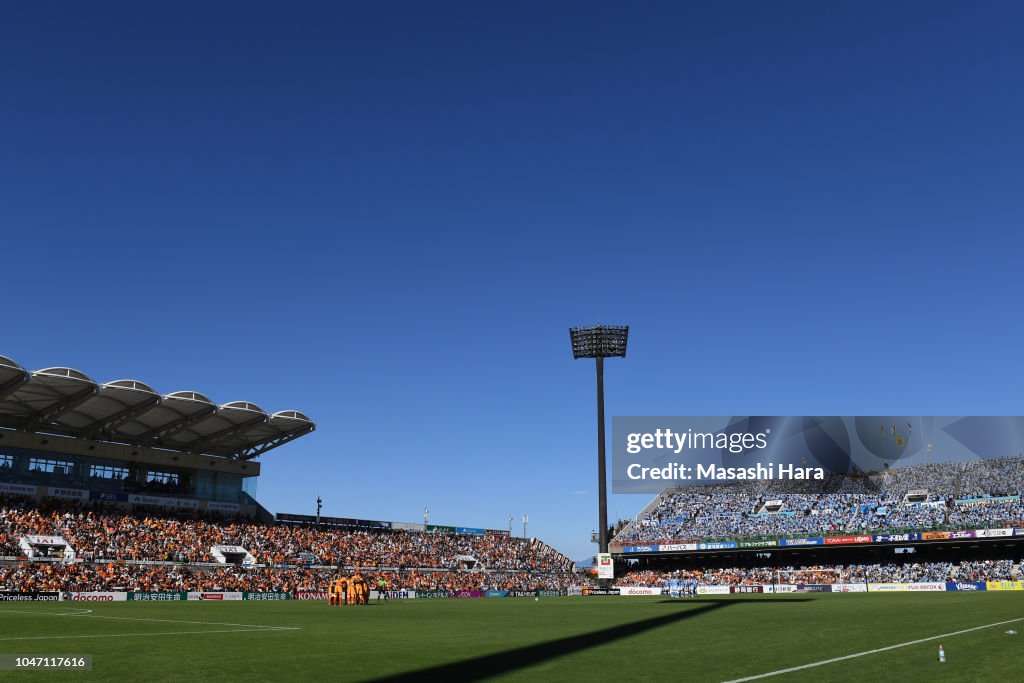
[614,458,1024,545]
[618,559,1022,587]
[0,494,578,593]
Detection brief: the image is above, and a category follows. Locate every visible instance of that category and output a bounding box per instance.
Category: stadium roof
[0,355,314,460]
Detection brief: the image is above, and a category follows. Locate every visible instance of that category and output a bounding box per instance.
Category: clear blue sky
[2,2,1022,562]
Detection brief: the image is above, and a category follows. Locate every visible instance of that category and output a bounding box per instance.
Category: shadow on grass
[369,600,752,681]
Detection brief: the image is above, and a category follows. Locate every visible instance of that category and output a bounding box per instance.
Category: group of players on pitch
[328,573,390,606]
[663,578,698,598]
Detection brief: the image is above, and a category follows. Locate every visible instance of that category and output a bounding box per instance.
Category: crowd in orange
[0,495,572,571]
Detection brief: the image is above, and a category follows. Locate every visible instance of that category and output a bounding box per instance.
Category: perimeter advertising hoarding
[613,416,1024,494]
[616,586,663,596]
[986,582,1024,591]
[65,592,128,601]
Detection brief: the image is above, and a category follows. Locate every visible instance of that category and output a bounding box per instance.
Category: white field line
[0,608,93,616]
[0,608,298,630]
[721,616,1024,683]
[0,628,298,642]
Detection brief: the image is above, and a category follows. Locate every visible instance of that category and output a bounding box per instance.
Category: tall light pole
[570,325,628,555]
[523,513,528,539]
[316,496,322,527]
[508,515,513,534]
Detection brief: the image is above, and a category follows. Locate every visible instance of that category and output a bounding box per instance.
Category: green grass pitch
[1,594,1022,681]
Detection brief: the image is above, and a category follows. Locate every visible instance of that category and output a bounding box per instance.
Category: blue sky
[2,2,1022,561]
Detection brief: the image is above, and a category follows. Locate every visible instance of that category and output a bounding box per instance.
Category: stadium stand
[617,559,1022,587]
[613,457,1024,545]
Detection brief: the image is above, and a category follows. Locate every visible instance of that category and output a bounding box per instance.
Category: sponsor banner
[615,586,663,596]
[46,487,88,500]
[765,584,798,593]
[868,583,910,592]
[65,592,128,602]
[597,553,614,579]
[24,535,67,546]
[583,588,620,596]
[416,591,451,599]
[187,592,243,601]
[873,533,917,543]
[698,541,738,550]
[391,521,425,532]
[974,528,1013,538]
[824,535,872,545]
[537,590,563,598]
[730,585,764,594]
[451,590,485,599]
[128,494,200,510]
[948,530,976,539]
[295,591,328,601]
[622,545,658,553]
[89,491,127,502]
[486,529,511,537]
[659,543,698,552]
[0,592,60,602]
[426,525,456,533]
[738,540,778,548]
[1015,529,1024,537]
[0,483,37,496]
[799,584,832,593]
[696,585,731,595]
[907,583,946,592]
[567,587,584,596]
[128,592,187,601]
[456,527,485,535]
[780,538,823,547]
[921,531,951,541]
[243,592,292,600]
[946,582,986,591]
[369,590,415,600]
[508,590,536,598]
[206,501,240,513]
[832,584,868,593]
[986,581,1024,591]
[485,590,509,598]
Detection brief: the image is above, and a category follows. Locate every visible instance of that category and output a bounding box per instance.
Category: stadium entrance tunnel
[370,598,809,682]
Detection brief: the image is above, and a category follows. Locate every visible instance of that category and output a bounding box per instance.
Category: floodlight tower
[569,325,628,554]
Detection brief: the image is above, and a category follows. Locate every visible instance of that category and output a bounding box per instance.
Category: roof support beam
[0,373,29,403]
[185,413,268,455]
[136,404,218,442]
[88,394,162,440]
[238,424,315,460]
[26,385,99,430]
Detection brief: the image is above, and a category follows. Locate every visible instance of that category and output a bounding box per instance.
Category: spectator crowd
[617,458,1024,544]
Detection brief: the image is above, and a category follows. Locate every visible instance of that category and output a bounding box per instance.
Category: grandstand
[0,355,579,597]
[609,458,1024,584]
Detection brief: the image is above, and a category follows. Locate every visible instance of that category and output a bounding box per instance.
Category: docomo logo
[625,428,769,455]
[615,586,663,596]
[67,592,125,602]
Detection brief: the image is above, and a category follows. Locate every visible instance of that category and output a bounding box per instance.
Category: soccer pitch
[1,595,1021,681]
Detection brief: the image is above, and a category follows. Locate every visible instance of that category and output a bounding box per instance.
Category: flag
[895,434,905,447]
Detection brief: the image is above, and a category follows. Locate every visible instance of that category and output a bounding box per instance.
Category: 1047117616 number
[1,655,92,670]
